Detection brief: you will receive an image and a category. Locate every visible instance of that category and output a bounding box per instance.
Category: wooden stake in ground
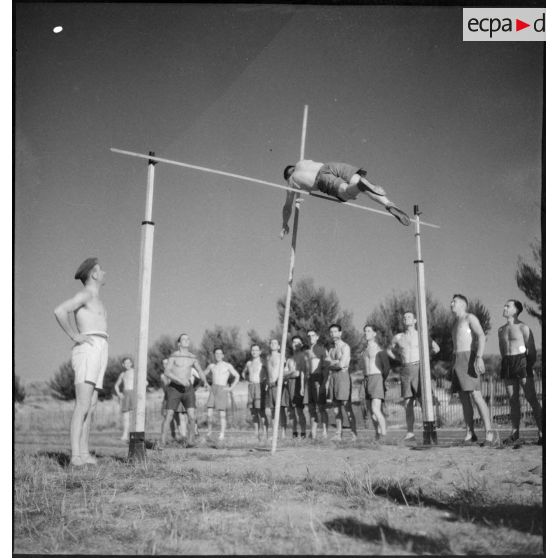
[129,152,157,462]
[413,205,437,445]
[271,104,308,454]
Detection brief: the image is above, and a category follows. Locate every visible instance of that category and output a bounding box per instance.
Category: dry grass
[13,442,543,555]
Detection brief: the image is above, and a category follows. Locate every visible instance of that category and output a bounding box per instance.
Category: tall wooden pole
[128,151,157,461]
[271,105,308,454]
[413,205,437,445]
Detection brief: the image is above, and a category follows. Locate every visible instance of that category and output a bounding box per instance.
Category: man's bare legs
[121,410,130,441]
[505,378,543,441]
[70,383,98,466]
[161,409,176,445]
[186,408,197,445]
[459,390,495,443]
[404,397,416,439]
[294,406,306,438]
[371,398,387,438]
[333,402,357,440]
[344,175,410,225]
[217,410,226,440]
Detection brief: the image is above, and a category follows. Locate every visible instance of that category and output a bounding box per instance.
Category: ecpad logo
[463,8,545,41]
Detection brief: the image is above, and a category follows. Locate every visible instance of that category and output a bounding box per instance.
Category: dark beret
[74,257,99,282]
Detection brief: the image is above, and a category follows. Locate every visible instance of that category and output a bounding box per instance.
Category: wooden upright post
[271,105,308,454]
[413,205,437,445]
[128,151,157,462]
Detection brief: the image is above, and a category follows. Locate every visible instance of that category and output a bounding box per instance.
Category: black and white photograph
[14,1,545,555]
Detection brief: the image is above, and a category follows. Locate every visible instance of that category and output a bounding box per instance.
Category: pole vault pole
[413,204,437,446]
[271,104,308,454]
[128,151,157,462]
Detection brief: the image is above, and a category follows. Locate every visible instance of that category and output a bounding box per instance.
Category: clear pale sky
[15,3,543,382]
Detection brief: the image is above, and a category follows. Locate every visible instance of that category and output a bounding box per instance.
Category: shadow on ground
[324,517,450,554]
[370,484,543,535]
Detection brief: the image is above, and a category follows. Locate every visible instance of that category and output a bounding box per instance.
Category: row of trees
[46,238,542,401]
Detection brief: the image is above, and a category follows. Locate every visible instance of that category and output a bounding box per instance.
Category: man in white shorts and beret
[54,257,108,466]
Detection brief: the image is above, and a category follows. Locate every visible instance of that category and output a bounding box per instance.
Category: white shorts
[71,335,109,390]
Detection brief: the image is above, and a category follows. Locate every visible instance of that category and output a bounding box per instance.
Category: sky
[15,3,543,383]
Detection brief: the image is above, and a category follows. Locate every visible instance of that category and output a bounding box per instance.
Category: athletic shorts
[280,380,292,407]
[247,382,266,409]
[71,335,109,390]
[288,376,307,408]
[451,351,481,393]
[207,384,228,411]
[166,382,196,411]
[121,389,134,412]
[307,374,327,407]
[314,162,364,201]
[400,362,420,399]
[501,354,533,382]
[330,369,351,403]
[361,374,385,400]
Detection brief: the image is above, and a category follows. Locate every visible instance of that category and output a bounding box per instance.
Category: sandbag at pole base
[128,431,146,462]
[422,421,438,445]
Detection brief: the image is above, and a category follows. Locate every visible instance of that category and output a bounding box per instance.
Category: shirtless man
[160,360,188,442]
[326,324,357,441]
[54,257,108,467]
[162,333,207,446]
[498,300,543,445]
[284,336,309,439]
[306,330,329,439]
[242,344,269,441]
[114,357,135,442]
[361,325,390,443]
[281,160,410,238]
[267,338,287,438]
[450,294,497,445]
[205,348,240,441]
[387,312,440,441]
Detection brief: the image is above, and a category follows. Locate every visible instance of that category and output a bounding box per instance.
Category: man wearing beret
[54,257,108,466]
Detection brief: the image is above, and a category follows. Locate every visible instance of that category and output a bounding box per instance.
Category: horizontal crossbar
[110,148,440,229]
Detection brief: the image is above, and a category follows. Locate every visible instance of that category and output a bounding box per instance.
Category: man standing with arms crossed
[450,294,498,445]
[498,299,543,445]
[54,257,108,467]
[326,324,357,441]
[162,333,208,446]
[388,311,440,442]
[306,330,329,440]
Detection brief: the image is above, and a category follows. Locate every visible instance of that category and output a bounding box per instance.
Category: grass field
[14,390,544,555]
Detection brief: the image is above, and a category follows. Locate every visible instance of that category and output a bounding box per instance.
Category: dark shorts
[307,374,327,407]
[330,369,351,403]
[451,352,481,393]
[314,162,364,201]
[207,384,229,411]
[121,389,134,412]
[401,362,420,399]
[361,374,385,401]
[247,382,267,409]
[288,377,307,408]
[501,354,533,382]
[166,382,196,411]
